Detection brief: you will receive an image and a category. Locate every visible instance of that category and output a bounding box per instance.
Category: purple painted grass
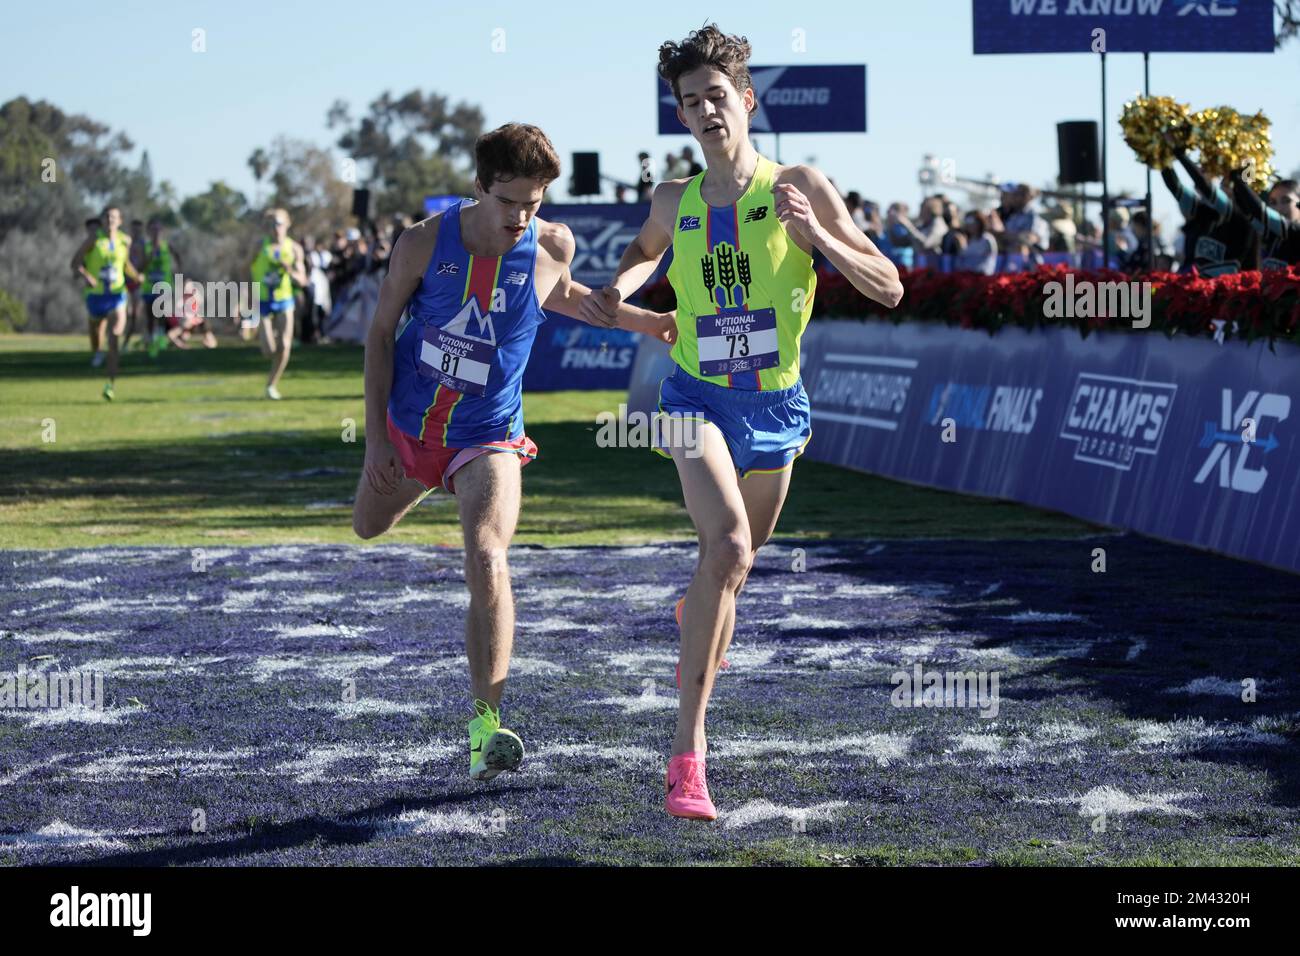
[0,535,1297,866]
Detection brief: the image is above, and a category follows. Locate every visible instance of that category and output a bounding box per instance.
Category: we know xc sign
[972,0,1275,54]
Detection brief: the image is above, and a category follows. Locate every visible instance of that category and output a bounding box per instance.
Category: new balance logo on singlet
[743,206,769,223]
[504,271,528,286]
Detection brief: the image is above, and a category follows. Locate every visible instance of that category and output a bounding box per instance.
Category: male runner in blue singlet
[352,123,675,782]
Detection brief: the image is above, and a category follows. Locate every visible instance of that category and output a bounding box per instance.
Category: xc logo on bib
[696,307,779,377]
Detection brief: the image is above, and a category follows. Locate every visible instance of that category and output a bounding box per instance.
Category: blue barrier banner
[627,322,1299,574]
[524,202,667,391]
[423,194,462,216]
[973,0,1275,54]
[658,65,867,135]
[537,202,668,289]
[523,316,641,391]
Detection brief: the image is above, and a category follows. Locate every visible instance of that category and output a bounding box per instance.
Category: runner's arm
[70,237,96,284]
[540,225,672,338]
[609,182,676,300]
[123,249,143,284]
[290,242,309,287]
[575,183,677,327]
[363,229,425,448]
[782,165,904,309]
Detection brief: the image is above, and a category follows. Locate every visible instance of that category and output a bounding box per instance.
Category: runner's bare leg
[712,467,793,668]
[454,451,523,709]
[105,304,127,381]
[267,311,294,388]
[351,470,429,540]
[669,422,751,758]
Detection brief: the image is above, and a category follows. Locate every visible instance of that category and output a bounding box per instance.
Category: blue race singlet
[388,200,546,446]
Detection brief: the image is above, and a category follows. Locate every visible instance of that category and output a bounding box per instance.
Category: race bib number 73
[419,326,494,396]
[696,307,779,377]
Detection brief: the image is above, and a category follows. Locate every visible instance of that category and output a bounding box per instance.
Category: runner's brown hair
[475,123,561,191]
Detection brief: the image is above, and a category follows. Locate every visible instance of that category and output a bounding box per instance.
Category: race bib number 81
[696,307,779,377]
[419,326,494,396]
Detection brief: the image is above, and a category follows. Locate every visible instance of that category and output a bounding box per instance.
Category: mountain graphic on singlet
[441,297,497,346]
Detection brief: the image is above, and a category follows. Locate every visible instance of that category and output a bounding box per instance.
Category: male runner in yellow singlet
[71,205,143,400]
[583,23,903,820]
[249,209,308,400]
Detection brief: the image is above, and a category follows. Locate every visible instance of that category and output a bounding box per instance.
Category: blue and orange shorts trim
[652,364,812,478]
[385,410,537,495]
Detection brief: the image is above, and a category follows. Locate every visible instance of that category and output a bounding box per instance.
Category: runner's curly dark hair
[657,22,756,121]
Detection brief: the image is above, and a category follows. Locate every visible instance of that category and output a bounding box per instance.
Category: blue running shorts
[653,364,812,476]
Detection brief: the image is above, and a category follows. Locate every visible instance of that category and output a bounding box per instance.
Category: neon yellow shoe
[468,699,524,781]
[102,381,115,402]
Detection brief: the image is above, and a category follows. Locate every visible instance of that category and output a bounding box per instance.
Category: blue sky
[6,0,1298,229]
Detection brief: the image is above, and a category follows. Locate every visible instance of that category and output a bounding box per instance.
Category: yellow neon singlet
[666,154,815,391]
[251,237,295,303]
[83,230,131,298]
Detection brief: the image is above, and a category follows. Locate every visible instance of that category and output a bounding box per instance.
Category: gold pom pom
[1192,106,1275,189]
[1120,96,1192,170]
[1238,111,1275,192]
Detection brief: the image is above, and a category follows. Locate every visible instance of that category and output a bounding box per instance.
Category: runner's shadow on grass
[62,782,558,867]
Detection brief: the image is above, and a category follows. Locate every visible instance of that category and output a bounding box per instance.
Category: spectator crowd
[626,146,1299,278]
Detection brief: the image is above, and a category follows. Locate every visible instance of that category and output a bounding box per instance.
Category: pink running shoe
[674,596,730,689]
[665,752,717,820]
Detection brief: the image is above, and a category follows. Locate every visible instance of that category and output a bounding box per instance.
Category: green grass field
[0,333,1098,549]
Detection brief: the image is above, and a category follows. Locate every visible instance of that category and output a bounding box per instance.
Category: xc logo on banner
[1194,389,1290,494]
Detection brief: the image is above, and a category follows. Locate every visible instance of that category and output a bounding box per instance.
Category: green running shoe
[468,698,524,781]
[102,381,114,402]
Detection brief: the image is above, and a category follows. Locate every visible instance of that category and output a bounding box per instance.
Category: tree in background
[0,286,29,333]
[0,97,155,332]
[327,90,483,218]
[247,147,270,207]
[256,137,352,241]
[1278,1,1300,46]
[122,149,154,220]
[0,224,90,333]
[177,181,256,295]
[180,181,250,234]
[0,97,139,234]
